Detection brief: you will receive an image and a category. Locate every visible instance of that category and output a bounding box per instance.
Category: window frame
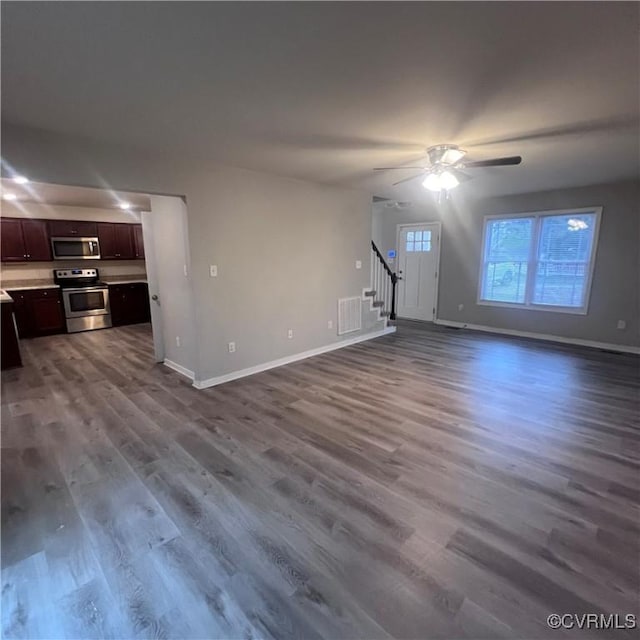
[477,206,602,315]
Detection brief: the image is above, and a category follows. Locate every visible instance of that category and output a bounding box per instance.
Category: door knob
[151,294,159,301]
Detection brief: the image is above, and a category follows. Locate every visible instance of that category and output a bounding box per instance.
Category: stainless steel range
[54,268,112,333]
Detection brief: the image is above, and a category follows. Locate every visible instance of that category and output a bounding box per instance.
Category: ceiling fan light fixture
[423,173,442,192]
[441,147,466,165]
[422,170,459,192]
[440,170,459,190]
[427,144,466,166]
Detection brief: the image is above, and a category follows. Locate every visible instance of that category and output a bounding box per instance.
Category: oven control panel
[54,268,98,279]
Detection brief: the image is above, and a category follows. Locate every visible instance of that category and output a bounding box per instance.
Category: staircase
[365,241,398,325]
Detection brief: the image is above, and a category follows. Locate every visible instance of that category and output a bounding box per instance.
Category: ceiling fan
[374,144,522,192]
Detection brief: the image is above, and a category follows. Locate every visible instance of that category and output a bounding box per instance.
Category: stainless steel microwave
[51,237,101,260]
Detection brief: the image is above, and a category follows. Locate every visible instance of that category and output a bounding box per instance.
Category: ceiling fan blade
[463,115,638,148]
[464,156,522,168]
[373,166,426,171]
[392,173,425,186]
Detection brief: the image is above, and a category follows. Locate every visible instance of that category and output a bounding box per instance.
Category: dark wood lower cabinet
[10,288,66,338]
[1,301,22,369]
[109,283,151,326]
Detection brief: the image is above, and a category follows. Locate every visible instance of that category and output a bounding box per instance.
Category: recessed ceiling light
[118,202,131,210]
[13,176,29,185]
[3,193,18,201]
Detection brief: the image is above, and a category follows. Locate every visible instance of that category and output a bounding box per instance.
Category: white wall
[2,124,380,384]
[373,179,640,348]
[0,200,146,282]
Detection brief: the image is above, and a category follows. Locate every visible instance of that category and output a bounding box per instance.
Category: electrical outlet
[228,341,236,353]
[458,304,464,311]
[183,264,188,277]
[175,336,181,347]
[210,265,218,277]
[617,320,626,330]
[327,320,333,330]
[355,260,362,269]
[287,329,294,339]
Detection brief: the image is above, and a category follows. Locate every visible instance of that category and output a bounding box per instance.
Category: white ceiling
[0,179,151,211]
[1,2,638,201]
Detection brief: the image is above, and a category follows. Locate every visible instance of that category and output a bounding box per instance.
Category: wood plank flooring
[2,321,639,639]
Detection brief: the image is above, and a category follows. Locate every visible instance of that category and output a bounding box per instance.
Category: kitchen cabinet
[10,288,66,338]
[48,220,98,237]
[1,218,51,262]
[133,224,145,259]
[109,282,151,326]
[1,301,22,369]
[97,223,135,260]
[1,218,24,261]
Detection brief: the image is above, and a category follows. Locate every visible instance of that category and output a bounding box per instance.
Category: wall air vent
[337,296,362,335]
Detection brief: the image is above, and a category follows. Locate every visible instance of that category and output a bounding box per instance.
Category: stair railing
[371,241,398,320]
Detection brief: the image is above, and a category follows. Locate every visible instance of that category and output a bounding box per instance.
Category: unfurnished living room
[0,2,638,639]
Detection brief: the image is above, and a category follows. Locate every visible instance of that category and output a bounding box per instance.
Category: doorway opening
[0,179,194,378]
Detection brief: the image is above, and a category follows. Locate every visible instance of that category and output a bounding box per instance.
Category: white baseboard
[434,319,640,355]
[163,359,195,380]
[193,326,397,390]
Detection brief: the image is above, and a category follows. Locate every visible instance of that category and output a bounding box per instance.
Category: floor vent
[338,296,362,335]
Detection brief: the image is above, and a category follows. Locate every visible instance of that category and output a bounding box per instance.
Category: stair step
[372,301,384,308]
[364,290,376,297]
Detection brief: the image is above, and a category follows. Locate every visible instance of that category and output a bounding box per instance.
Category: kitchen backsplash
[1,260,147,283]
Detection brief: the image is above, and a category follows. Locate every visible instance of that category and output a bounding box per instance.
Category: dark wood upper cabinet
[1,218,26,261]
[1,218,51,262]
[21,219,51,261]
[48,220,98,237]
[114,224,135,259]
[96,222,117,259]
[133,224,145,259]
[1,217,142,263]
[97,222,135,259]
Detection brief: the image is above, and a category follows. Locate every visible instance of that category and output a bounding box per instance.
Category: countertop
[0,275,147,290]
[101,275,148,285]
[0,280,61,291]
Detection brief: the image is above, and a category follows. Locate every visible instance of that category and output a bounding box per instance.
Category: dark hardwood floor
[2,321,639,639]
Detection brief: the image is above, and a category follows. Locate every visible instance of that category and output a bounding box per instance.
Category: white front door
[396,223,440,321]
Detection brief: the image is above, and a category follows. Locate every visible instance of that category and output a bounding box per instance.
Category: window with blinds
[479,208,601,314]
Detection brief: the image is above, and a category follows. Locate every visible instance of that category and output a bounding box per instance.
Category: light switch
[355,260,362,270]
[210,265,218,277]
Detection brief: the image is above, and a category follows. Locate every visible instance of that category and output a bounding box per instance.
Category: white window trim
[476,206,602,315]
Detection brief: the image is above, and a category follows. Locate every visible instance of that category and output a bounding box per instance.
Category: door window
[405,230,432,253]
